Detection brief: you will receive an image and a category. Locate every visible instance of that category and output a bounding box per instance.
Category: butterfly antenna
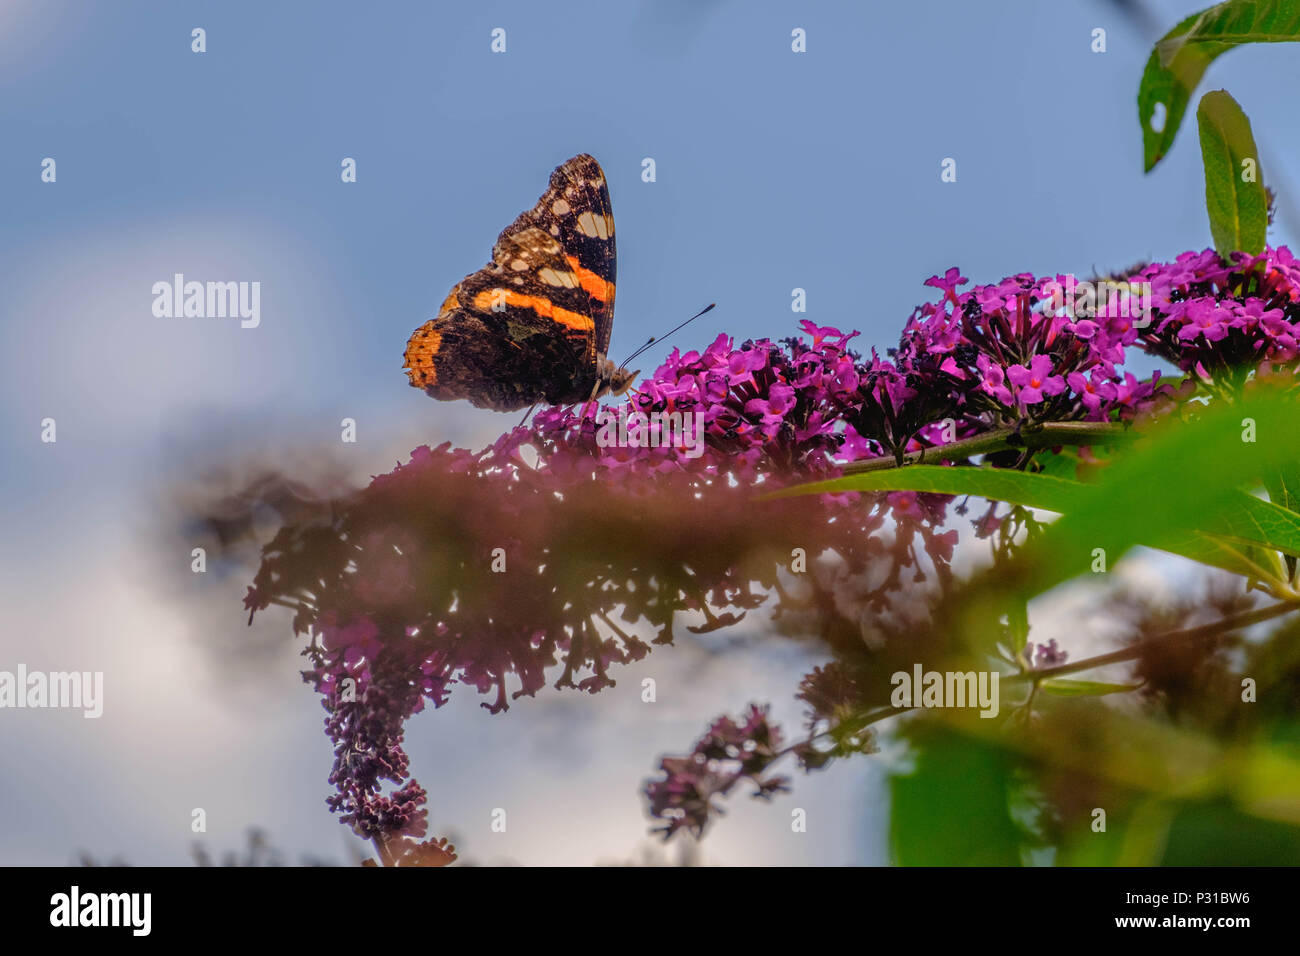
[517,401,539,428]
[619,303,716,368]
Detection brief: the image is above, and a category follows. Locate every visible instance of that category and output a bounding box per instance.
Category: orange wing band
[471,289,595,332]
[563,255,614,304]
[403,327,443,385]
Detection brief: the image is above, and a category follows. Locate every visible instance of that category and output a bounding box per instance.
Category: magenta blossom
[1066,370,1118,418]
[1007,354,1066,406]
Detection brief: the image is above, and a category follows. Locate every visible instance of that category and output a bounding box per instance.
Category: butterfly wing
[404,154,619,411]
[499,153,618,356]
[404,227,598,411]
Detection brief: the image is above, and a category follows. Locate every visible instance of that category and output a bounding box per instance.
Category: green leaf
[1032,446,1084,480]
[889,730,1022,865]
[1004,395,1300,597]
[1263,463,1300,575]
[764,464,1090,512]
[1162,529,1287,582]
[1212,490,1300,558]
[1139,0,1300,172]
[769,397,1300,592]
[769,462,1300,564]
[1197,90,1267,258]
[1264,462,1300,512]
[1160,801,1300,864]
[1040,678,1143,697]
[770,397,1298,594]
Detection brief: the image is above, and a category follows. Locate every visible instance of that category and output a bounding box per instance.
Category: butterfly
[403,154,634,412]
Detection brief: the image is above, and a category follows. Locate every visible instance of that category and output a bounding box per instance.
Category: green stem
[838,421,1138,475]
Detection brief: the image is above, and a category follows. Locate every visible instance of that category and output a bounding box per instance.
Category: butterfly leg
[517,401,539,429]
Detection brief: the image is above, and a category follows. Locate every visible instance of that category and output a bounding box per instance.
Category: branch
[1013,598,1300,683]
[837,421,1138,475]
[807,599,1300,739]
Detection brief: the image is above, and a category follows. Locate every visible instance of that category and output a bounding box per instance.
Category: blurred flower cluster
[643,704,791,839]
[240,246,1300,856]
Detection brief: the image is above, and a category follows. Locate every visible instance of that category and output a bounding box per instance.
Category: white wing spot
[577,211,603,238]
[551,198,571,215]
[538,268,577,288]
[510,258,529,271]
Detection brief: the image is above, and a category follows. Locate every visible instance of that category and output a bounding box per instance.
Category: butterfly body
[404,154,631,412]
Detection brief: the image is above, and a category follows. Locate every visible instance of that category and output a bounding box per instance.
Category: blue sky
[1,0,1297,865]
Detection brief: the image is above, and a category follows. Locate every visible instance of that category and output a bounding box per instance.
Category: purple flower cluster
[896,267,1165,430]
[1029,639,1068,669]
[1124,247,1300,394]
[644,705,790,839]
[243,246,1300,855]
[526,322,861,480]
